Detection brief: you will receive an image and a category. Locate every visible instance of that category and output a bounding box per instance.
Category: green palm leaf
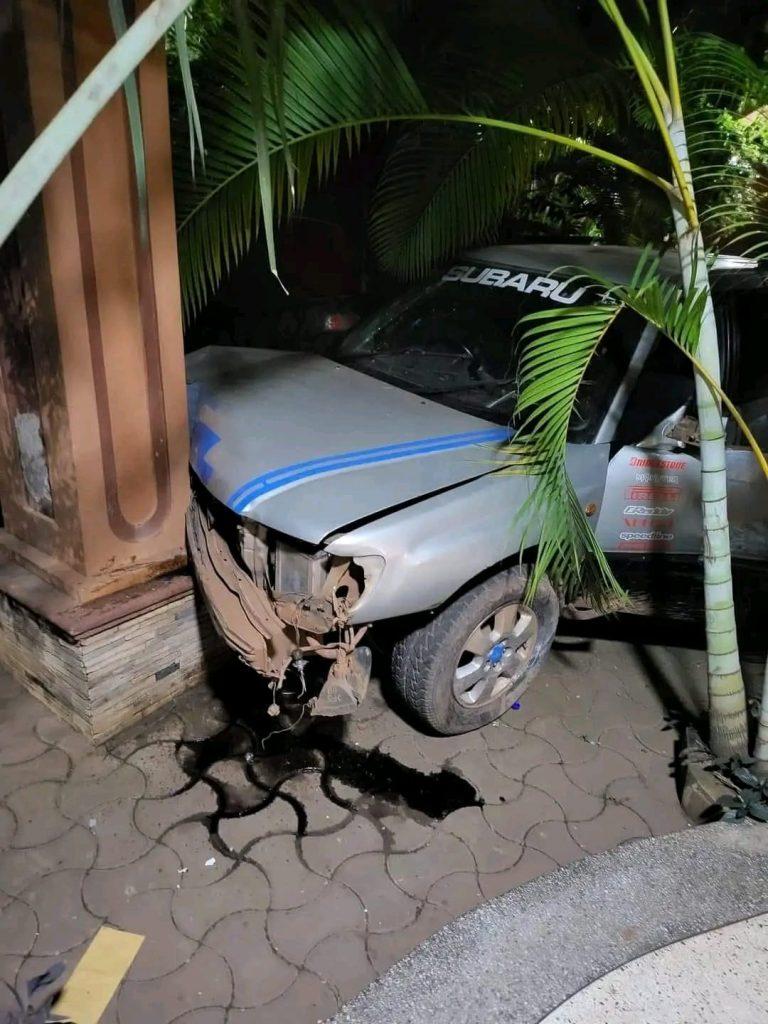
[509,246,713,607]
[370,126,541,280]
[506,300,623,606]
[174,0,426,319]
[370,67,631,279]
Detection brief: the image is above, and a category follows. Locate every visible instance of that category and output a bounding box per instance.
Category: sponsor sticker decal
[629,456,686,471]
[625,485,680,502]
[623,505,675,517]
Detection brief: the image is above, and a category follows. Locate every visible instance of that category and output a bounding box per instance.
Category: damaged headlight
[272,537,331,597]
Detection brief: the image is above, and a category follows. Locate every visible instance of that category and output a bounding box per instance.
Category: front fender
[326,443,610,623]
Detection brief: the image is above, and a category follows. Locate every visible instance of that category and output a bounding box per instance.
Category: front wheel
[391,567,559,734]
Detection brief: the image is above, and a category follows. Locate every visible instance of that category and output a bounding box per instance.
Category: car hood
[186,346,511,544]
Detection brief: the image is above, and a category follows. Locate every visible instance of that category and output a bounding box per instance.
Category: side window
[612,324,693,447]
[567,309,644,443]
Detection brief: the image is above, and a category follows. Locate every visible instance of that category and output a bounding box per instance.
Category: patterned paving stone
[219,796,298,853]
[0,954,23,993]
[333,852,419,934]
[568,802,651,853]
[403,726,487,762]
[0,895,39,956]
[440,806,523,874]
[446,750,523,805]
[482,784,565,844]
[304,930,375,1002]
[6,782,72,848]
[172,862,270,940]
[0,748,70,800]
[279,774,353,834]
[267,882,366,966]
[344,710,401,749]
[0,688,48,768]
[523,819,589,867]
[424,870,484,918]
[173,694,231,743]
[0,633,694,1024]
[523,763,605,821]
[387,831,475,900]
[22,869,99,956]
[596,723,674,779]
[478,845,560,901]
[378,813,433,854]
[109,889,198,981]
[562,747,639,798]
[88,796,155,868]
[161,822,233,887]
[485,733,561,781]
[376,733,431,772]
[124,741,190,797]
[367,902,455,976]
[525,714,603,764]
[0,824,97,896]
[0,804,17,851]
[206,909,296,1006]
[108,710,188,758]
[66,747,124,785]
[117,943,232,1022]
[34,713,94,761]
[134,782,218,840]
[606,776,690,838]
[301,816,384,878]
[169,1009,227,1024]
[82,844,181,917]
[245,833,329,910]
[59,762,146,823]
[253,968,339,1024]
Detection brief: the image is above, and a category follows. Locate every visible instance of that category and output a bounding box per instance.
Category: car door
[594,293,768,563]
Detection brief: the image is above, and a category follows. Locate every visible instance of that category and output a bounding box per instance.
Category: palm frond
[506,300,623,606]
[369,65,631,279]
[370,126,541,279]
[174,0,426,319]
[509,246,713,607]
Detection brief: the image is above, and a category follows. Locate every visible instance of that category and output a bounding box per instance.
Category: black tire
[391,566,559,735]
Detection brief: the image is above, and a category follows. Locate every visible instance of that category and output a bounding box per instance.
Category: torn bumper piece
[186,492,370,715]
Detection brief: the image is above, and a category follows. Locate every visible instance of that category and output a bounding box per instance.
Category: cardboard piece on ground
[54,926,144,1024]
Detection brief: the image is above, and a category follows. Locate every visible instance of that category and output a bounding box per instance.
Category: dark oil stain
[172,687,482,858]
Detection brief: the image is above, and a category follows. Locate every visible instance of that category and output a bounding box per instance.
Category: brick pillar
[0,0,189,603]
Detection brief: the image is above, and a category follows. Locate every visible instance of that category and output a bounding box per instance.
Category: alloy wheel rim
[452,602,538,709]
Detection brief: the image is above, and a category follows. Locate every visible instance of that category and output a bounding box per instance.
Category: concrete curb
[331,822,768,1024]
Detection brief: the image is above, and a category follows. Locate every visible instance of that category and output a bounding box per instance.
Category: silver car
[186,244,768,734]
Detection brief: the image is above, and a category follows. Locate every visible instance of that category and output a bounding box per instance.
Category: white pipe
[0,0,195,249]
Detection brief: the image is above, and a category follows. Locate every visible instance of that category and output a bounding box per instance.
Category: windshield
[337,263,592,423]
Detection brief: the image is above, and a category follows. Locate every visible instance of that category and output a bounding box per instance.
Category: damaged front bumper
[187,490,374,715]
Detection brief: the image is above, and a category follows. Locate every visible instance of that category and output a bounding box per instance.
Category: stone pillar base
[0,562,231,742]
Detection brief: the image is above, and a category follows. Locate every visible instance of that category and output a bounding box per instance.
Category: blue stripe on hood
[228,427,510,513]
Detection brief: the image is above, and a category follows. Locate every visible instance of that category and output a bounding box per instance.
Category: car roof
[464,243,764,288]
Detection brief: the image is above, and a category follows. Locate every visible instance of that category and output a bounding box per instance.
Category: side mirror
[664,414,701,447]
[636,404,690,450]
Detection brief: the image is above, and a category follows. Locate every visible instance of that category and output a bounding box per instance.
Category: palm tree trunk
[668,115,749,759]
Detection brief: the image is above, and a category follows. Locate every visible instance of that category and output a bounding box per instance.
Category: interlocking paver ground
[0,630,696,1022]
